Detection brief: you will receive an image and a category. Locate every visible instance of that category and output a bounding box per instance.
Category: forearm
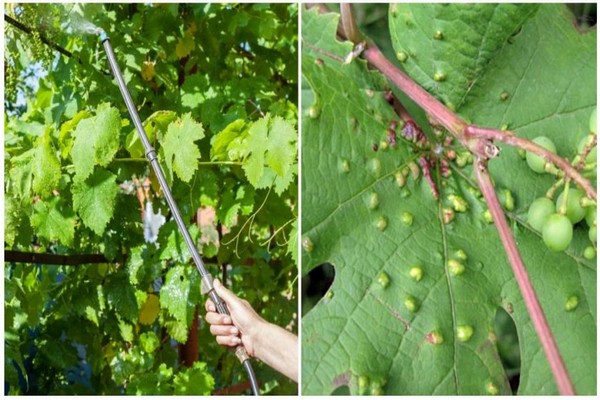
[252,321,298,382]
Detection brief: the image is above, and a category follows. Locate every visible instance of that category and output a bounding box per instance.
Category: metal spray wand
[98,30,259,396]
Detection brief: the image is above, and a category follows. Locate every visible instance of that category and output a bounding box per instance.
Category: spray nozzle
[98,29,109,42]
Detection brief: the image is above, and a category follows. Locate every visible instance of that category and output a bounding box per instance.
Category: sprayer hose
[244,359,260,396]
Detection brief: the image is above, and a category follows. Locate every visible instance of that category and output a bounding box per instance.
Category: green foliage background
[301,4,595,395]
[5,3,298,395]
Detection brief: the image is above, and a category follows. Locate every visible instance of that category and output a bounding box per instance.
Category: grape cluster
[526,108,597,255]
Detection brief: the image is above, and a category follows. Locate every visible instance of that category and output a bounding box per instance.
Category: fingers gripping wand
[98,30,260,396]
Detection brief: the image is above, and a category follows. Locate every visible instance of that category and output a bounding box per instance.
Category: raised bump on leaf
[376,216,388,231]
[376,271,390,288]
[302,236,314,253]
[409,265,423,282]
[456,325,474,342]
[564,295,578,311]
[448,259,465,276]
[404,295,419,313]
[401,211,414,226]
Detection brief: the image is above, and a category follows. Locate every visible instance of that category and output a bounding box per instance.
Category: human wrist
[246,318,270,360]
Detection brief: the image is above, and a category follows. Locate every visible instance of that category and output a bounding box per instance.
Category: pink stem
[475,158,575,395]
[362,45,468,140]
[467,126,596,201]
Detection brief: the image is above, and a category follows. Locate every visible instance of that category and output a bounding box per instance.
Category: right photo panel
[301,3,596,396]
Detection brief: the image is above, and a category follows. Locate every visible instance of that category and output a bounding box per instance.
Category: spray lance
[97,30,260,396]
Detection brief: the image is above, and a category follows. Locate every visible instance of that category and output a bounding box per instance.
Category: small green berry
[517,148,526,159]
[396,51,408,63]
[542,213,573,252]
[401,211,414,226]
[379,140,388,151]
[433,30,443,40]
[526,136,556,174]
[583,246,595,260]
[409,266,423,282]
[404,295,419,313]
[377,271,390,288]
[456,325,474,342]
[448,259,465,276]
[500,92,509,101]
[325,290,334,299]
[590,225,597,243]
[527,197,555,231]
[565,295,578,312]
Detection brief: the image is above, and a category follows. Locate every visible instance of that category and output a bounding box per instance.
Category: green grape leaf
[139,331,160,353]
[210,119,248,161]
[389,4,539,110]
[30,197,76,246]
[216,183,255,228]
[302,6,595,396]
[71,103,122,182]
[72,168,119,236]
[237,114,298,194]
[173,362,215,395]
[31,129,61,197]
[161,113,205,183]
[160,265,200,336]
[157,222,200,263]
[125,110,177,158]
[106,274,139,322]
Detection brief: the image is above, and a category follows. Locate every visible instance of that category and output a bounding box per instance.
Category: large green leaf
[72,168,120,236]
[301,5,595,395]
[71,103,122,182]
[389,4,539,110]
[161,113,205,183]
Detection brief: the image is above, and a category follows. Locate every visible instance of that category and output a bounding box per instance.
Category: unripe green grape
[590,225,597,243]
[526,136,556,173]
[590,107,597,134]
[556,188,586,223]
[527,197,555,231]
[542,214,573,252]
[577,136,597,164]
[584,246,596,260]
[586,206,597,228]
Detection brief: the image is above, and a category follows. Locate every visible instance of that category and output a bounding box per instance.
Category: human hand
[204,279,264,357]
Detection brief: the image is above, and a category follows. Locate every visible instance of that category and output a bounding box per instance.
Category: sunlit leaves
[30,197,76,246]
[71,103,122,182]
[161,113,205,183]
[72,168,119,236]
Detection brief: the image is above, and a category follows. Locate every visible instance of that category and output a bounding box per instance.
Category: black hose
[99,31,259,396]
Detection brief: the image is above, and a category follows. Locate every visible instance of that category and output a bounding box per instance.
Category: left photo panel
[4,3,298,395]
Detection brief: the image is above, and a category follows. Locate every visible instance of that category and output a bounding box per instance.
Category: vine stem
[361,44,596,201]
[474,158,575,395]
[466,126,596,200]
